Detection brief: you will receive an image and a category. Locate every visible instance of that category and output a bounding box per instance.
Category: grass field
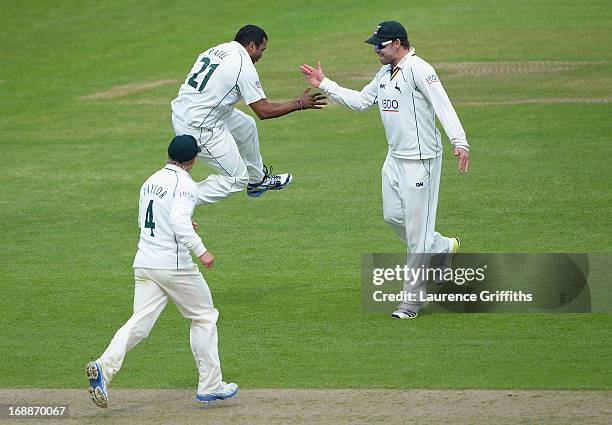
[1,0,611,396]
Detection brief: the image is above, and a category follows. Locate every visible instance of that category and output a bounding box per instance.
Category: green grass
[1,0,611,390]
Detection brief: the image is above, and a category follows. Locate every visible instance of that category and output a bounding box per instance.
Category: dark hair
[400,39,411,49]
[234,25,268,47]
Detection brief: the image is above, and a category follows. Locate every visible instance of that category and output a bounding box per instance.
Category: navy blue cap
[168,135,200,162]
[365,21,408,45]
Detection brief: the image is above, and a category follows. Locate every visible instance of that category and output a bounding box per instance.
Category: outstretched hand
[300,61,326,88]
[298,87,327,109]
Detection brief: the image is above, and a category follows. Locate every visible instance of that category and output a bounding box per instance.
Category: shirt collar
[164,163,190,175]
[232,40,250,58]
[394,48,416,69]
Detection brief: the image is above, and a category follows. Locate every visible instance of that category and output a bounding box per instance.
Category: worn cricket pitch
[1,389,611,425]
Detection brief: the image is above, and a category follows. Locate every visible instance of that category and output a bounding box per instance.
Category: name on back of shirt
[206,48,229,60]
[142,184,168,199]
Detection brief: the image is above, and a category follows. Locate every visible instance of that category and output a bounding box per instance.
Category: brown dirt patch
[458,97,612,106]
[337,61,610,81]
[1,388,610,425]
[78,61,611,105]
[434,61,609,76]
[79,79,176,100]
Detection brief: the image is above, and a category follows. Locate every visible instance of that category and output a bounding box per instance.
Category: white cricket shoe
[432,237,461,285]
[86,361,109,408]
[247,165,292,197]
[196,382,239,403]
[391,309,419,319]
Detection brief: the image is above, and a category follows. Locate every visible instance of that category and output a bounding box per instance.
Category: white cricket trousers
[382,153,453,312]
[172,109,265,205]
[97,266,222,395]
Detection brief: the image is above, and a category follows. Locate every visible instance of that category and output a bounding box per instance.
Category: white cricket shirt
[320,48,469,159]
[133,164,206,270]
[171,41,266,129]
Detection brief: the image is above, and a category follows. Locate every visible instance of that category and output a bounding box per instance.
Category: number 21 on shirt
[187,57,219,92]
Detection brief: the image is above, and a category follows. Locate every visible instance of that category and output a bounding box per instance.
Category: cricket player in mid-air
[172,24,326,202]
[86,135,238,408]
[301,21,470,319]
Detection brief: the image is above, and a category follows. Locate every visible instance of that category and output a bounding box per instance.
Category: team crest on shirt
[255,80,262,88]
[425,74,440,84]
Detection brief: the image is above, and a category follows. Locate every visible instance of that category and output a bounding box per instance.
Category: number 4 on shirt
[145,200,155,236]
